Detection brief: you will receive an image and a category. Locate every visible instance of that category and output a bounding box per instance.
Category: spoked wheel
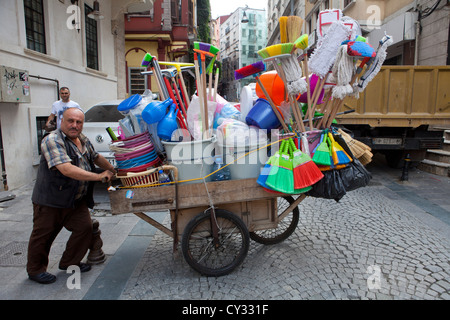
[181,209,250,277]
[249,196,300,245]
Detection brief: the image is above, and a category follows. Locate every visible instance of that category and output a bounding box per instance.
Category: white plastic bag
[187,95,216,140]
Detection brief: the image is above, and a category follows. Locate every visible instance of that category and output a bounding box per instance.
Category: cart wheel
[181,209,250,277]
[250,196,300,245]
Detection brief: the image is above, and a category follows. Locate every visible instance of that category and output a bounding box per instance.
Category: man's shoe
[59,263,91,273]
[28,272,56,284]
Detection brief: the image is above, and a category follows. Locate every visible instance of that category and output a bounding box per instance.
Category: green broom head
[141,53,154,68]
[265,140,294,194]
[294,34,309,50]
[206,55,216,74]
[194,42,220,57]
[312,131,332,166]
[289,138,324,189]
[328,132,352,165]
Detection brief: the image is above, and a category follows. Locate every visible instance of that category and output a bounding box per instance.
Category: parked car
[83,100,123,167]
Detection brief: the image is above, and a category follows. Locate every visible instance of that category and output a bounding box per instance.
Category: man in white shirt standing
[45,87,82,132]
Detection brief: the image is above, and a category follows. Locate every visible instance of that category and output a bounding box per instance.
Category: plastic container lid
[117,94,142,113]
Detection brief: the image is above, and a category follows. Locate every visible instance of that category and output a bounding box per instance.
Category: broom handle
[272,58,304,132]
[201,58,209,138]
[256,76,290,133]
[194,59,206,136]
[326,99,345,128]
[308,76,326,123]
[318,98,338,129]
[171,77,187,120]
[322,72,359,128]
[208,70,213,100]
[214,68,219,102]
[178,72,190,106]
[303,56,313,130]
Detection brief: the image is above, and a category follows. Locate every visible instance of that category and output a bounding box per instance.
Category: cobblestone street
[119,186,450,300]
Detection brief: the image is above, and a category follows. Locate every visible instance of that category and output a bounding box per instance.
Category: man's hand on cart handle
[100,170,114,183]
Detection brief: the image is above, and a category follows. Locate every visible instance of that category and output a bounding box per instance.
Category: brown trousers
[26,199,93,275]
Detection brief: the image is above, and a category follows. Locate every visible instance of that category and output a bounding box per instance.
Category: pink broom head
[234,61,266,80]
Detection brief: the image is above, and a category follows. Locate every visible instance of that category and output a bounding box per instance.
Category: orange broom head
[289,139,324,189]
[265,140,294,194]
[328,132,352,165]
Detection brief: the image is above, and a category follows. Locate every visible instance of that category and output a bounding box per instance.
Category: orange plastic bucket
[255,71,286,106]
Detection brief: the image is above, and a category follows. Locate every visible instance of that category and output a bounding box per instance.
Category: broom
[193,42,220,137]
[294,34,314,129]
[288,138,323,189]
[279,16,288,43]
[258,44,306,132]
[257,140,285,189]
[235,61,289,133]
[337,129,369,158]
[328,131,352,165]
[287,16,304,43]
[312,131,332,166]
[265,139,294,194]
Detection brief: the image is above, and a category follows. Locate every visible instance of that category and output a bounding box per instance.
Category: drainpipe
[414,1,421,66]
[0,121,7,190]
[28,75,60,99]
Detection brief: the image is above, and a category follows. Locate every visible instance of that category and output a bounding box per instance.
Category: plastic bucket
[246,98,280,130]
[218,138,268,180]
[255,71,286,106]
[162,135,216,184]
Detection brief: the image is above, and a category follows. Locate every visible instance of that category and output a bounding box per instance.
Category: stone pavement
[0,154,449,300]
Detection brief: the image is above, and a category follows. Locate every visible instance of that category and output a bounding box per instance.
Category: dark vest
[32,129,96,209]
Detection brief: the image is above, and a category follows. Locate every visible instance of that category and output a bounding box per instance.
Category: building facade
[219,7,267,102]
[124,0,197,98]
[0,0,153,190]
[268,0,449,66]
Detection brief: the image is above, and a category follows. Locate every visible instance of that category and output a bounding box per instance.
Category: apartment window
[128,67,147,95]
[171,0,181,24]
[85,4,99,70]
[24,0,46,54]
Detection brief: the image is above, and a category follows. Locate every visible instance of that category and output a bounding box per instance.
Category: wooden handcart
[109,165,305,276]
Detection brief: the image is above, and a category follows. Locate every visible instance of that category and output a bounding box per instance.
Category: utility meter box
[0,66,31,103]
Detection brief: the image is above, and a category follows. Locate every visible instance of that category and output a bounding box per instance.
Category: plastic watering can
[142,98,173,124]
[157,103,179,141]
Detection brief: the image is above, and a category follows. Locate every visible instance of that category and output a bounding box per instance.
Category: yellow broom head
[258,43,294,60]
[287,16,304,43]
[279,16,288,43]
